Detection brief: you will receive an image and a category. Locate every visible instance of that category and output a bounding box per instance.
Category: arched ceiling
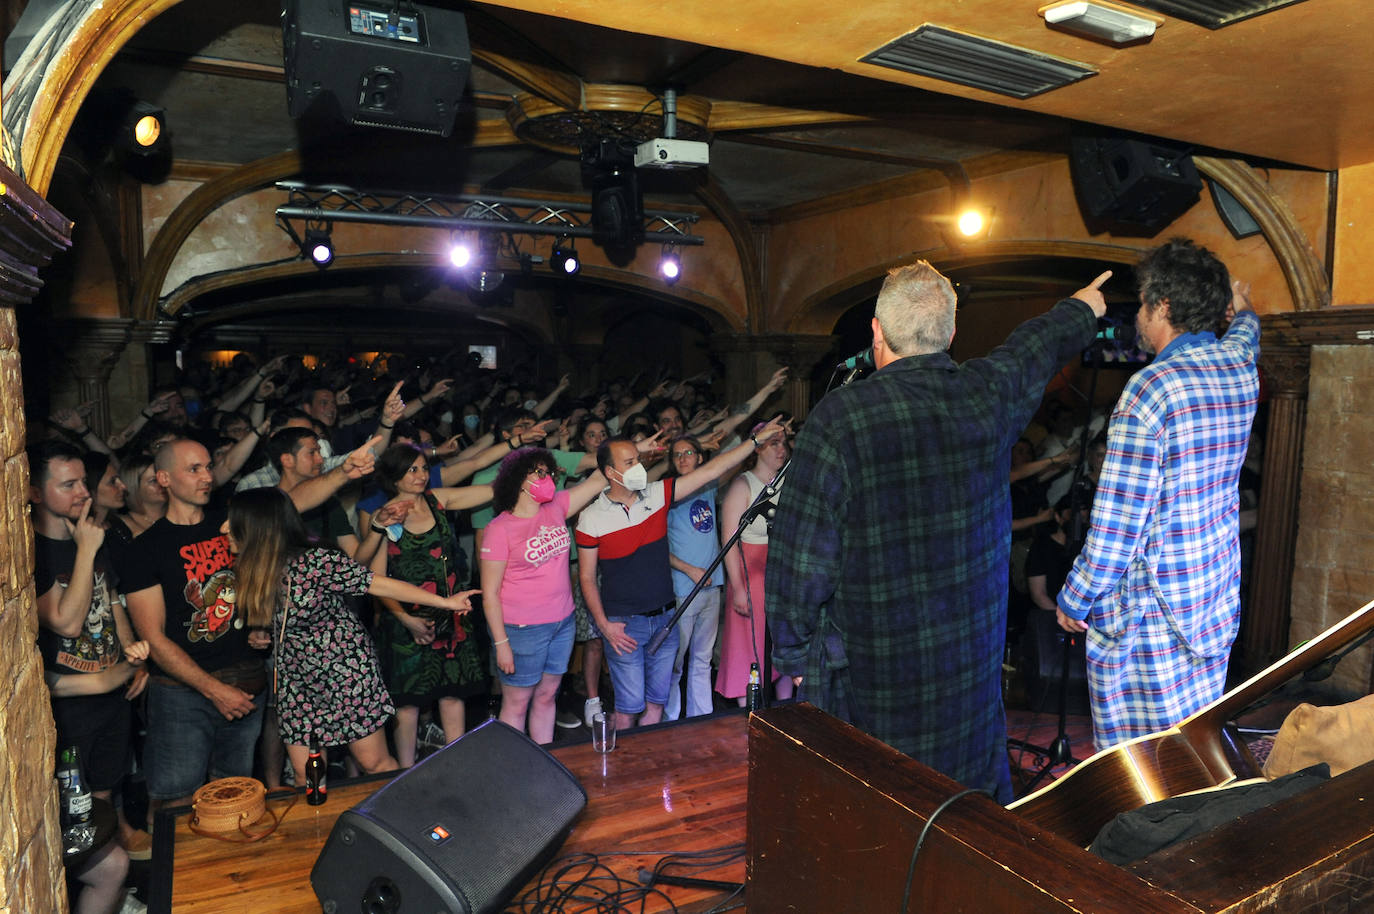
[16,0,1349,342]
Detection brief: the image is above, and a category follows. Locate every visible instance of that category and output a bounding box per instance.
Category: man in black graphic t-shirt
[124,439,265,810]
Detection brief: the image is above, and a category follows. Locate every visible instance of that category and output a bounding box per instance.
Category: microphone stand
[646,458,790,669]
[1009,342,1102,793]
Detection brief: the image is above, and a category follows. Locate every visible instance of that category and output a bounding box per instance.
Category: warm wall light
[1040,1,1162,45]
[957,209,987,237]
[121,101,167,155]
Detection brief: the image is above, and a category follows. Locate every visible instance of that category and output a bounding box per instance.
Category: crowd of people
[29,351,789,914]
[31,236,1265,913]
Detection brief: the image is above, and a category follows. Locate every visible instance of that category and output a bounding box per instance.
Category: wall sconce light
[122,102,167,155]
[1039,1,1162,45]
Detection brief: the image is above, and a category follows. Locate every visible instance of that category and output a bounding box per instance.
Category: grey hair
[873,261,957,357]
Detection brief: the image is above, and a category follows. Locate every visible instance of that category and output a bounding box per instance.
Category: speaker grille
[861,25,1096,99]
[1129,0,1309,29]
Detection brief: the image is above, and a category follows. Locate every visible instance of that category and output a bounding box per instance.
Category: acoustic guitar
[1007,597,1374,848]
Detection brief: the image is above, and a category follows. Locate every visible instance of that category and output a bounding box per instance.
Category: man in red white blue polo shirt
[577,418,787,730]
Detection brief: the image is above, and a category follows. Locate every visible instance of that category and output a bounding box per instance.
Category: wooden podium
[747,704,1374,913]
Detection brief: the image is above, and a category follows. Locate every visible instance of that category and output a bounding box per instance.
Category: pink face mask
[526,475,557,503]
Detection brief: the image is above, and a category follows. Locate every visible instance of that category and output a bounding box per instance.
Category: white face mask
[616,462,648,492]
[439,410,454,426]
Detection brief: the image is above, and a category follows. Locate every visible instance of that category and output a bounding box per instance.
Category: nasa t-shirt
[667,481,720,599]
[122,510,254,675]
[479,491,574,625]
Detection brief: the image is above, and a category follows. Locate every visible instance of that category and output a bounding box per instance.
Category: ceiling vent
[1127,0,1308,28]
[861,24,1096,99]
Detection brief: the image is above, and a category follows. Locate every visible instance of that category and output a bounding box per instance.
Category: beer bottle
[305,733,327,806]
[747,663,762,712]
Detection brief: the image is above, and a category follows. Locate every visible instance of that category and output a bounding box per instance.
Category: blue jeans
[604,612,679,715]
[666,587,722,720]
[498,613,576,688]
[144,678,265,801]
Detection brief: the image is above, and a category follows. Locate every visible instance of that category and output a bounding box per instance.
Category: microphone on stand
[1094,325,1136,345]
[835,347,874,386]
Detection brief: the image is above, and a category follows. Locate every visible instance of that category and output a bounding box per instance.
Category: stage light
[957,209,986,237]
[550,236,580,276]
[449,238,473,269]
[303,225,334,268]
[659,246,681,285]
[121,102,167,155]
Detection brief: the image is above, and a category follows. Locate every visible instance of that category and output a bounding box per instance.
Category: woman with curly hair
[478,447,606,743]
[370,443,494,766]
[227,486,478,784]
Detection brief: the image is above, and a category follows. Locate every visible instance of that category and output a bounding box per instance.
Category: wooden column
[1241,345,1310,670]
[0,165,74,914]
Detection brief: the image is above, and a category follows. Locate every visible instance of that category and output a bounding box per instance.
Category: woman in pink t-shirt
[479,448,606,743]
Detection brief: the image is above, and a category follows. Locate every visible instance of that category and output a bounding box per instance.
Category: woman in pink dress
[716,424,795,705]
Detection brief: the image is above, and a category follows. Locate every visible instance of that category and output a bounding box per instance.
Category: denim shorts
[603,611,679,715]
[497,612,576,688]
[144,678,265,801]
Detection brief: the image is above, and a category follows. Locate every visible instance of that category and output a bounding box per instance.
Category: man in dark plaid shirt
[767,260,1106,803]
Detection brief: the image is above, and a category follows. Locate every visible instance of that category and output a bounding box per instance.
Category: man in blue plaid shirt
[768,260,1107,803]
[1058,239,1260,751]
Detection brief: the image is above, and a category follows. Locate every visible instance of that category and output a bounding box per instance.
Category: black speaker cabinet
[1069,135,1202,237]
[283,0,470,137]
[311,720,586,914]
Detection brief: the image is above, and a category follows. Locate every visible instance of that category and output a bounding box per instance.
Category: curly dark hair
[1135,238,1231,334]
[492,447,556,514]
[376,443,426,496]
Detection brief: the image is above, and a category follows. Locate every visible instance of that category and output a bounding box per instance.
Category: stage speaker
[1069,135,1202,237]
[311,720,586,914]
[283,0,470,137]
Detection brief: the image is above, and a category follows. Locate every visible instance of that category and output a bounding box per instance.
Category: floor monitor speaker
[311,720,586,914]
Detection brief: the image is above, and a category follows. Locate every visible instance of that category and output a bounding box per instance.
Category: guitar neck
[1191,597,1374,728]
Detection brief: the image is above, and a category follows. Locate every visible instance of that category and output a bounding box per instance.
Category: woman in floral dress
[370,444,494,766]
[227,486,477,784]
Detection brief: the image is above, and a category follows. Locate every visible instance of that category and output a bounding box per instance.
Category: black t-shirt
[1024,530,1077,603]
[301,495,353,545]
[33,534,124,677]
[121,509,253,675]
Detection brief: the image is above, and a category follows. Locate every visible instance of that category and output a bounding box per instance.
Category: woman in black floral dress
[227,487,478,784]
[370,445,494,767]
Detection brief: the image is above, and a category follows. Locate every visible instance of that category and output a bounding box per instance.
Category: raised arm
[675,416,786,502]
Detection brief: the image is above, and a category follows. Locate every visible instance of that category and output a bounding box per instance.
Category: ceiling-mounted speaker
[1069,135,1202,237]
[283,0,470,137]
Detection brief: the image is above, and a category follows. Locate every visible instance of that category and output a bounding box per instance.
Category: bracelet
[370,522,387,534]
[141,410,154,419]
[493,638,509,646]
[750,434,760,448]
[508,436,520,450]
[379,420,394,429]
[252,397,265,403]
[76,426,92,436]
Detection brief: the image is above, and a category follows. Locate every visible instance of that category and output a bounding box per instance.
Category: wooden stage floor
[151,711,751,913]
[149,705,1101,913]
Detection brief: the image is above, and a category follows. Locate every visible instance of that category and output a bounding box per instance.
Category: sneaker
[555,708,582,729]
[118,890,147,914]
[583,697,603,728]
[121,829,153,862]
